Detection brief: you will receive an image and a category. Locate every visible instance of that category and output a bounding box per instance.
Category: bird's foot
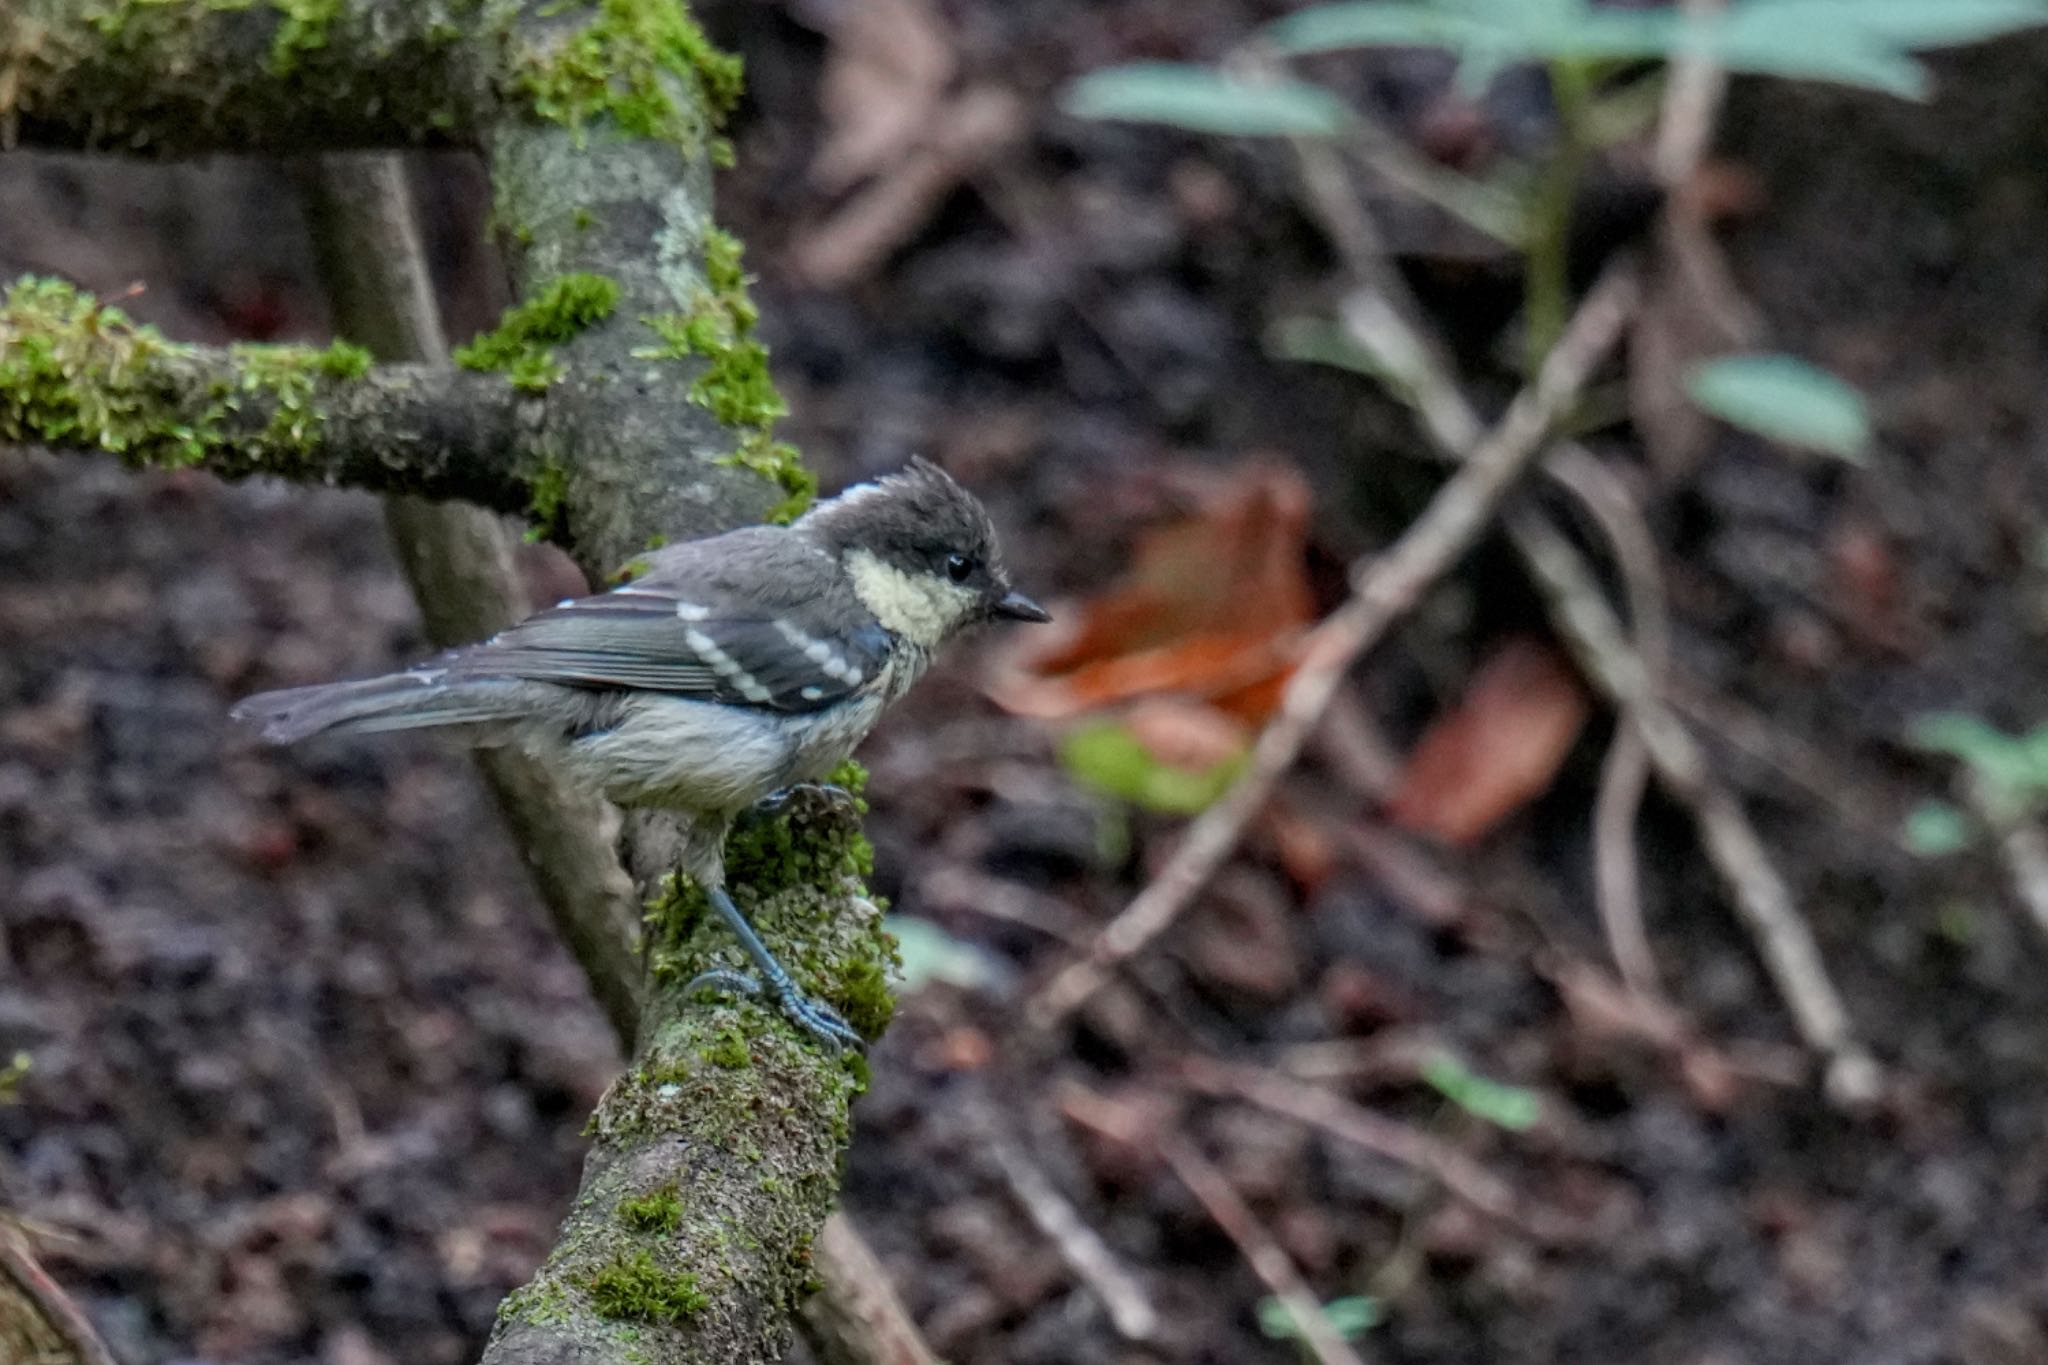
[685,967,867,1053]
[746,782,859,824]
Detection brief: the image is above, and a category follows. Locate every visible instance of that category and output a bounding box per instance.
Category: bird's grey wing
[443,534,892,712]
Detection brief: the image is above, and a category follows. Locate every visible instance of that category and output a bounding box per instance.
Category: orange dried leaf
[1384,638,1590,846]
[992,464,1315,723]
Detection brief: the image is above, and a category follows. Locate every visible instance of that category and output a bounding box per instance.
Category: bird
[233,459,1049,1049]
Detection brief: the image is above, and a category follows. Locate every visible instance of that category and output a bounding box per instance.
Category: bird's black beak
[992,589,1051,623]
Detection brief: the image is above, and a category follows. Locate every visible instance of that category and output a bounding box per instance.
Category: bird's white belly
[558,696,795,812]
[553,687,896,814]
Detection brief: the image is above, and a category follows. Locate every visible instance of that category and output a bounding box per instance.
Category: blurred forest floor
[6,1,2048,1363]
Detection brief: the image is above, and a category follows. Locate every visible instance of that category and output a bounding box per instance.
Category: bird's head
[797,458,1050,649]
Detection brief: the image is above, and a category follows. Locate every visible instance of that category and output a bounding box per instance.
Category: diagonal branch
[1026,263,1640,1034]
[1283,131,1877,1104]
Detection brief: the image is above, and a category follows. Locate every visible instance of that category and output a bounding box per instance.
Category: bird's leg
[683,881,866,1052]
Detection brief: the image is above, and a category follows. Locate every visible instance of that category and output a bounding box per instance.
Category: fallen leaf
[810,0,956,194]
[1384,637,1589,846]
[992,463,1315,724]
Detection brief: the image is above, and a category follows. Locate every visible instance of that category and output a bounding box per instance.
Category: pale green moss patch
[635,228,815,522]
[453,273,620,393]
[268,0,344,74]
[0,275,371,472]
[516,0,744,154]
[588,1250,709,1323]
[617,1182,685,1235]
[643,763,894,1044]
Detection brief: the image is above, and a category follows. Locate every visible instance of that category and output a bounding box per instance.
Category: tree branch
[0,277,542,511]
[294,150,648,1050]
[6,2,892,1362]
[4,0,518,154]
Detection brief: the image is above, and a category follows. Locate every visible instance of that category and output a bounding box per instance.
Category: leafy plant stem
[1526,58,1593,375]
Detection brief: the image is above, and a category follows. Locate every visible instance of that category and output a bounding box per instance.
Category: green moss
[0,275,374,474]
[516,0,744,154]
[268,0,343,74]
[454,273,620,393]
[496,1279,577,1330]
[700,1023,753,1070]
[525,452,571,542]
[719,437,816,525]
[617,1182,684,1235]
[643,766,896,1043]
[635,229,814,522]
[588,1250,709,1323]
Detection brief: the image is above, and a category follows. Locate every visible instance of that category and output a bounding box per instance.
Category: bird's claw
[684,968,867,1053]
[745,782,859,824]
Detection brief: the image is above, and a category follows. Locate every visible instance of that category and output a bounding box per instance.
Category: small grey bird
[234,459,1048,1049]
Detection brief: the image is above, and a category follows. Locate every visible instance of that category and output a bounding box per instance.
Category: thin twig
[294,154,646,1050]
[1285,123,1878,1103]
[1026,263,1640,1034]
[1177,1058,1573,1242]
[802,1216,943,1365]
[1155,1130,1373,1365]
[1960,783,2048,944]
[0,1222,117,1365]
[967,1092,1160,1342]
[1652,0,1730,188]
[1505,509,1879,1104]
[1995,821,2048,941]
[1544,448,1668,998]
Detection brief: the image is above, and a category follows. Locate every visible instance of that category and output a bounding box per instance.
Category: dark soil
[6,6,2048,1365]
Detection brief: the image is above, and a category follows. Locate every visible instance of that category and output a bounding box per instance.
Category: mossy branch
[0,276,545,513]
[3,0,738,158]
[486,788,898,1365]
[6,3,899,1362]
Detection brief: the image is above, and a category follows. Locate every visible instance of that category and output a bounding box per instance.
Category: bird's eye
[946,553,974,583]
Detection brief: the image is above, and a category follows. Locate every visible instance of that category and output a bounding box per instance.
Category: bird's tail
[231,671,527,744]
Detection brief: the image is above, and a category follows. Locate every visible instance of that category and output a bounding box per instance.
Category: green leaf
[1901,800,1974,858]
[1695,27,1931,97]
[1062,64,1351,137]
[1684,354,1872,460]
[1421,1052,1540,1130]
[1734,0,2048,50]
[1058,721,1246,815]
[886,916,1005,993]
[1267,316,1389,376]
[1264,0,2046,96]
[1265,3,1507,56]
[1258,1295,1384,1342]
[1909,712,2048,814]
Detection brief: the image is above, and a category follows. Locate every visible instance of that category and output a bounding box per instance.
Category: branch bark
[2,3,890,1363]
